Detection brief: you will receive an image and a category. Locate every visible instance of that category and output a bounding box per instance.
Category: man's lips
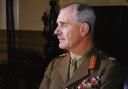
[59,39,65,42]
[58,37,65,42]
[58,36,64,40]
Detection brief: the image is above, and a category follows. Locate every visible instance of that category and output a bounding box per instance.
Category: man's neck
[69,44,94,58]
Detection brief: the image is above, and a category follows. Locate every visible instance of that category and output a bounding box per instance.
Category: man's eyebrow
[57,21,66,25]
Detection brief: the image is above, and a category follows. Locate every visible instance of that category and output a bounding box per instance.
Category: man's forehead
[57,8,76,22]
[57,12,66,23]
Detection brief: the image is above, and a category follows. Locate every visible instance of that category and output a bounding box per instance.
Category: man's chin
[59,44,66,49]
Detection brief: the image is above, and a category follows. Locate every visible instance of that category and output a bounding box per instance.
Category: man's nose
[54,26,59,36]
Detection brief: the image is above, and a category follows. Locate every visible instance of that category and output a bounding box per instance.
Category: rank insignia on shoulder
[60,53,67,56]
[57,53,68,58]
[108,57,116,61]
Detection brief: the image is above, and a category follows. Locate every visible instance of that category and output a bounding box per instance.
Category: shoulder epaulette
[59,53,67,57]
[98,50,117,61]
[97,50,109,59]
[108,56,117,62]
[55,52,68,59]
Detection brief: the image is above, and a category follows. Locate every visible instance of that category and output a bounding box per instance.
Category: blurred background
[0,0,128,89]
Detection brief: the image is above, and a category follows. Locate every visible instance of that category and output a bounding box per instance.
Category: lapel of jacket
[66,56,89,87]
[58,53,71,84]
[65,47,99,87]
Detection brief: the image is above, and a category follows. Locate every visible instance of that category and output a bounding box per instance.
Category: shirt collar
[70,46,94,61]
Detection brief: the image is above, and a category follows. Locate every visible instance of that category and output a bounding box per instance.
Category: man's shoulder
[94,49,122,75]
[96,49,120,65]
[52,52,69,64]
[50,52,68,62]
[48,52,69,71]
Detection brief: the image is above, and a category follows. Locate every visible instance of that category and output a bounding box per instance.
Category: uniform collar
[70,46,94,68]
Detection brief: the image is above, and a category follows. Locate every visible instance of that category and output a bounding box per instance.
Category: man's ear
[80,22,90,37]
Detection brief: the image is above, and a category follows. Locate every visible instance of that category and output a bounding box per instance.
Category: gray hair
[62,3,96,34]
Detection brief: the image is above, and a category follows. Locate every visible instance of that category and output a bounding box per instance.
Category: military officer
[39,3,123,89]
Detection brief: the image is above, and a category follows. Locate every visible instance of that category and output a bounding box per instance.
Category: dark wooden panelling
[0,30,8,63]
[0,30,46,64]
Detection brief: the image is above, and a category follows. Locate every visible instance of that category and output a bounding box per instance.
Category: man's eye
[62,24,66,27]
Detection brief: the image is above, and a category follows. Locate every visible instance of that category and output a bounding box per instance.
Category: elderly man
[39,3,123,89]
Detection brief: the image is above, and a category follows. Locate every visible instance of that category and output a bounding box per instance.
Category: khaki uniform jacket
[39,48,123,89]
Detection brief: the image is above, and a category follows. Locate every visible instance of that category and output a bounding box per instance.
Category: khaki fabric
[39,48,123,89]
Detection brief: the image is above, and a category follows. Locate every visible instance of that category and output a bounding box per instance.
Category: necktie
[69,58,77,79]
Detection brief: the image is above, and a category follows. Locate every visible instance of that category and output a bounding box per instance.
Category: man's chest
[50,67,100,89]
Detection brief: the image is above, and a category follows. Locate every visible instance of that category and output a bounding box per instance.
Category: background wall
[19,0,49,31]
[0,0,6,29]
[0,0,128,30]
[59,0,128,6]
[16,0,128,30]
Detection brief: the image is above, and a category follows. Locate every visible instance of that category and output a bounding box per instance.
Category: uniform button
[65,88,68,89]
